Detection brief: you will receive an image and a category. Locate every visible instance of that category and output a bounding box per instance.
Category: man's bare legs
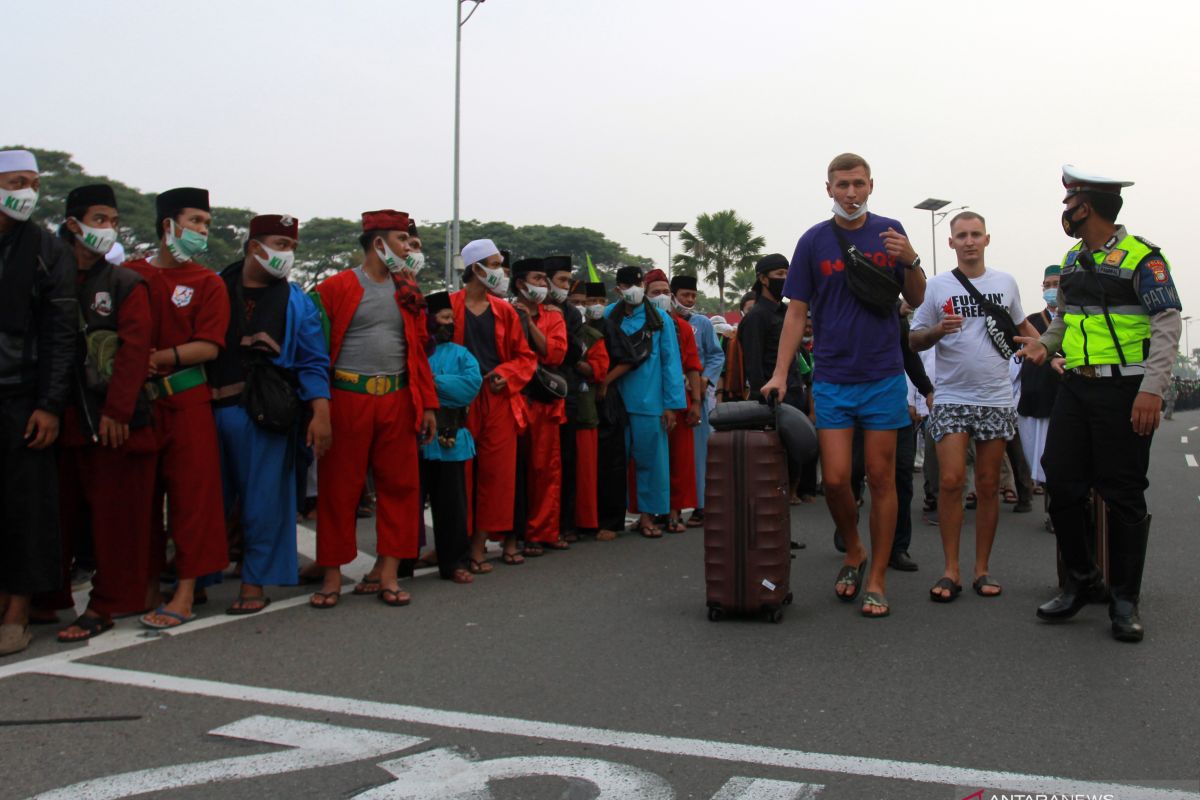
[820,427,897,608]
[932,433,1006,598]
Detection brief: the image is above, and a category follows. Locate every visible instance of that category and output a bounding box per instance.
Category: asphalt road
[3,410,1199,799]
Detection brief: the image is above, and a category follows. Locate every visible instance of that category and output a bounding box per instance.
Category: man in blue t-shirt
[762,153,927,619]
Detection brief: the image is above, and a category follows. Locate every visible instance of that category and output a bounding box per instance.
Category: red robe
[575,337,609,530]
[127,258,230,580]
[450,290,538,534]
[315,269,438,565]
[38,270,156,616]
[523,305,568,543]
[669,314,703,511]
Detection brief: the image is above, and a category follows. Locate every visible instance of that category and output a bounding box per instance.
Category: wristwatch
[905,257,922,271]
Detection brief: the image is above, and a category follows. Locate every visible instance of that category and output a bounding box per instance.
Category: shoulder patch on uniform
[1147,259,1169,284]
[1064,250,1080,266]
[1103,249,1128,267]
[1133,235,1160,250]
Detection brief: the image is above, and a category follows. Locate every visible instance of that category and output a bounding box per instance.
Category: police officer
[1017,165,1182,643]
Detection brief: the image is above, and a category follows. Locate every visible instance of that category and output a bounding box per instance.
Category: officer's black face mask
[767,277,787,299]
[1062,202,1089,238]
[433,323,455,344]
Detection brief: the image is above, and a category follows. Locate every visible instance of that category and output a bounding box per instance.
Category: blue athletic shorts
[812,373,910,431]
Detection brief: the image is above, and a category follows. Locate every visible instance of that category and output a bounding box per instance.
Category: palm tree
[673,210,765,311]
[724,266,759,306]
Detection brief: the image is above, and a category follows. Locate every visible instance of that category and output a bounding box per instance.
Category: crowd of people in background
[0,147,1181,655]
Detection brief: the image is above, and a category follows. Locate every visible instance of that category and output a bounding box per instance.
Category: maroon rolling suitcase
[704,427,793,622]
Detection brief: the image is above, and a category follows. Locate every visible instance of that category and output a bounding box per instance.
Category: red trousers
[523,402,562,543]
[574,427,598,530]
[465,388,519,534]
[318,387,420,566]
[154,399,228,580]
[669,410,698,511]
[38,438,157,616]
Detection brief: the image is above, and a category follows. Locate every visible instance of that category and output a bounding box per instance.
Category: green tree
[724,266,759,306]
[11,145,656,291]
[672,210,764,312]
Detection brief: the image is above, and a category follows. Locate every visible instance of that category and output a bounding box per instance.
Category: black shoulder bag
[235,281,302,432]
[950,268,1020,360]
[830,221,902,318]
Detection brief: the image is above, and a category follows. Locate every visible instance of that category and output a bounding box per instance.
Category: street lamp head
[915,198,952,212]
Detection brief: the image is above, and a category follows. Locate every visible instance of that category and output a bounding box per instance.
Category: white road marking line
[712,777,824,799]
[30,715,423,800]
[1190,426,1198,431]
[1183,436,1190,444]
[365,748,676,799]
[31,662,1200,800]
[1187,454,1198,468]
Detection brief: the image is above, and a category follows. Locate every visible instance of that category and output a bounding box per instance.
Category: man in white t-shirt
[909,212,1039,603]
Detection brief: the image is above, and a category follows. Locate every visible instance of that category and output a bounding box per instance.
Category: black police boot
[1108,514,1150,643]
[1037,505,1106,621]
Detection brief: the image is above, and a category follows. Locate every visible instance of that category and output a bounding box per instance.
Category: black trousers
[559,419,579,533]
[1043,375,1151,573]
[420,458,470,578]
[1006,429,1033,503]
[0,391,61,594]
[596,417,628,532]
[893,420,917,555]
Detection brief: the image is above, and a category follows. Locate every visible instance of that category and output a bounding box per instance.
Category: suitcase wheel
[767,608,784,624]
[707,607,723,622]
[783,592,794,605]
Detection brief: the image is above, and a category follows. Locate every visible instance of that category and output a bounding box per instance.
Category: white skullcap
[105,241,126,265]
[0,149,38,174]
[461,238,499,267]
[710,315,728,326]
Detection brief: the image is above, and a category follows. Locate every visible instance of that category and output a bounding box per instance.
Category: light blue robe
[605,301,686,515]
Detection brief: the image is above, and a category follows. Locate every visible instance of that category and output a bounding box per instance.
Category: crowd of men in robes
[0,149,733,653]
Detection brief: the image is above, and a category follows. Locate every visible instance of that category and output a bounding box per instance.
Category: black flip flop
[929,577,963,603]
[226,596,272,616]
[835,559,868,602]
[380,588,411,607]
[56,614,114,643]
[972,574,1003,598]
[309,591,340,609]
[861,591,890,618]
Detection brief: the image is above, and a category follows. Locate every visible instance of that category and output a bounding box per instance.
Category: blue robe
[421,342,482,462]
[215,283,330,587]
[689,313,725,509]
[605,302,686,515]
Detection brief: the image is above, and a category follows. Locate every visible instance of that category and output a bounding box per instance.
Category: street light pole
[452,0,484,289]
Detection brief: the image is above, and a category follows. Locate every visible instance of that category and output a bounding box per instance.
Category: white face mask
[521,283,549,304]
[831,199,869,221]
[547,284,569,304]
[254,243,295,279]
[586,303,606,320]
[74,219,118,255]
[620,285,644,305]
[672,296,694,318]
[405,251,425,273]
[376,240,409,274]
[0,187,39,221]
[478,264,510,296]
[649,293,672,312]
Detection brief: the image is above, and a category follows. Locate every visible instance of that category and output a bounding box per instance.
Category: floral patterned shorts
[928,403,1017,443]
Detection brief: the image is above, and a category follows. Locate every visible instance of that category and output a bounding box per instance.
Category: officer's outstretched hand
[1014,336,1048,365]
[1131,392,1162,437]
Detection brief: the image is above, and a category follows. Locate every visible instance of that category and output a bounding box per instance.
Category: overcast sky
[9,0,1198,342]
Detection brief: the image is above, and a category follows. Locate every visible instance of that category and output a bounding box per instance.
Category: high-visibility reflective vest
[1059,233,1162,369]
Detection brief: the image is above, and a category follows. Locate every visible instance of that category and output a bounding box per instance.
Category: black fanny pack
[242,355,301,433]
[526,365,569,403]
[831,221,902,318]
[950,268,1019,360]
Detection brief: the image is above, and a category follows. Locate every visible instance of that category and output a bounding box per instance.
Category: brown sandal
[380,588,411,607]
[309,591,340,609]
